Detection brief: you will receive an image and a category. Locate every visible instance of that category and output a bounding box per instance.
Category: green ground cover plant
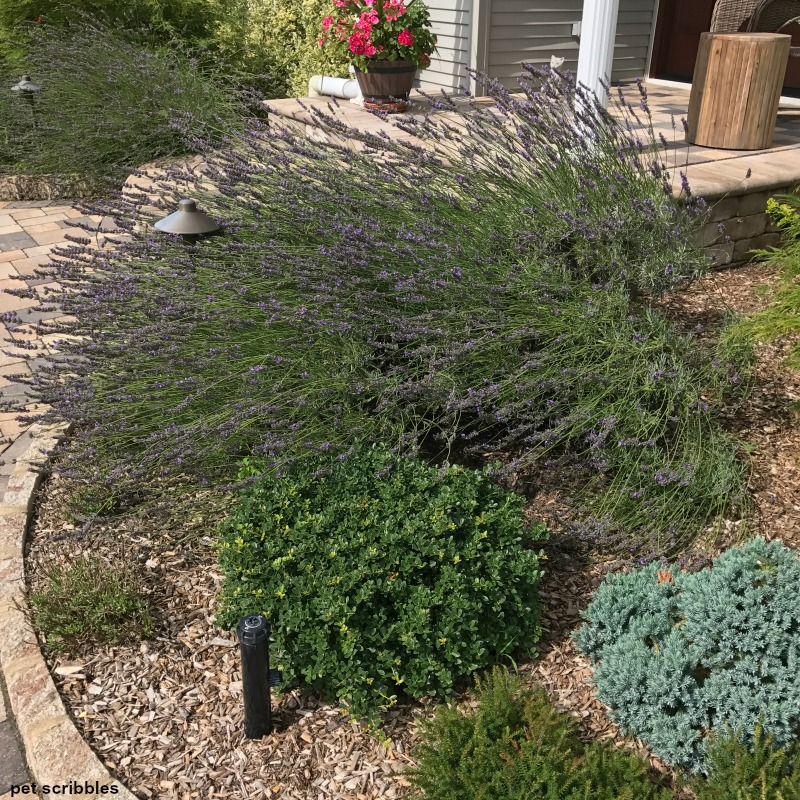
[574,537,800,774]
[216,444,547,726]
[29,554,153,652]
[726,195,800,370]
[0,12,266,187]
[19,69,753,554]
[695,722,800,800]
[406,664,672,799]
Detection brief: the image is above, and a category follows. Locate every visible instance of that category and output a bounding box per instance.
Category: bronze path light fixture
[153,198,222,244]
[11,74,42,129]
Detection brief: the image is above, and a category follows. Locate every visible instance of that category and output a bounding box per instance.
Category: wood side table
[686,32,791,150]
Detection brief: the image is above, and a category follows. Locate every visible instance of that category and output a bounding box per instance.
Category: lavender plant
[14,67,752,552]
[0,12,266,187]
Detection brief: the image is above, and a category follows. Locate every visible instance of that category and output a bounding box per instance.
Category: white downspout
[575,0,620,109]
[308,66,364,104]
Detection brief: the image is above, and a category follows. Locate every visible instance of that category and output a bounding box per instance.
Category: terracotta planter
[354,59,417,112]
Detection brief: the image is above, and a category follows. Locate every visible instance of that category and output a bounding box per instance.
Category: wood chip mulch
[24,259,800,800]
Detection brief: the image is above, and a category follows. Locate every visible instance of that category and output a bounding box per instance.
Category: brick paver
[0,200,76,796]
[0,651,29,795]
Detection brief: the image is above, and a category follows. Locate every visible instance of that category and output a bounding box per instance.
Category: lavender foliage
[0,11,267,187]
[15,67,753,551]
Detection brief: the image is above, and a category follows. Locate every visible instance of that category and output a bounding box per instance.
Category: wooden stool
[686,32,791,150]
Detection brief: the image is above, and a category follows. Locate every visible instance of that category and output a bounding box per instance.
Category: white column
[576,0,620,109]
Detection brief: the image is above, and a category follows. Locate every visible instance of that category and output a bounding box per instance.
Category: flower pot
[354,59,417,113]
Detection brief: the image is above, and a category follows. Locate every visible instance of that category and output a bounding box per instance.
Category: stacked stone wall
[697,186,799,269]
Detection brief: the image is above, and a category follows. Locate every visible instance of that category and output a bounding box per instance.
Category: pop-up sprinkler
[236,614,282,739]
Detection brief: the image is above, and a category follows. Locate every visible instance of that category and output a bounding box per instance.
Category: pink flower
[317,36,326,46]
[365,42,377,56]
[397,28,413,45]
[334,0,346,7]
[322,15,334,31]
[355,10,377,36]
[384,0,406,19]
[349,32,369,54]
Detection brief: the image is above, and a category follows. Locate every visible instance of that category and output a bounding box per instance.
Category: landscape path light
[11,74,42,129]
[153,197,222,244]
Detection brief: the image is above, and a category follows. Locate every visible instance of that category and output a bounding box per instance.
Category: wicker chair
[710,0,760,32]
[747,0,800,55]
[711,0,800,54]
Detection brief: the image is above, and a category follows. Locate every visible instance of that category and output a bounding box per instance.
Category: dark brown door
[651,0,800,94]
[651,0,715,81]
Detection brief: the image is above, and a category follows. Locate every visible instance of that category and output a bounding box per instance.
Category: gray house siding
[417,0,474,92]
[486,0,657,90]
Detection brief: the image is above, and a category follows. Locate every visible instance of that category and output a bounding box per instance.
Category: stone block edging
[0,422,137,800]
[0,173,98,203]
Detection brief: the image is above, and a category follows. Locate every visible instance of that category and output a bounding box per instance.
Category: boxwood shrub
[574,538,800,774]
[216,443,547,726]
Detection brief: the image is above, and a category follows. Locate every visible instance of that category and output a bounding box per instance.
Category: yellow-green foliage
[0,0,349,99]
[246,0,351,97]
[725,195,800,368]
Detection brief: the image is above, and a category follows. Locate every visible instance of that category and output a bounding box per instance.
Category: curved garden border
[0,173,97,202]
[0,421,137,798]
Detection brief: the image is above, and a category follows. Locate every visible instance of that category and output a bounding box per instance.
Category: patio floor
[267,81,800,202]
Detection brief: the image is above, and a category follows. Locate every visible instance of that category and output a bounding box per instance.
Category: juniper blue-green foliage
[406,665,672,800]
[216,444,547,727]
[574,538,800,774]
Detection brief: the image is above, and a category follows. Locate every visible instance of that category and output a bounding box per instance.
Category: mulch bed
[24,260,800,800]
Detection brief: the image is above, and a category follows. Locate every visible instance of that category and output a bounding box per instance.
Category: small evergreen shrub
[248,0,352,97]
[574,538,800,774]
[695,722,800,800]
[30,555,153,652]
[406,665,672,800]
[216,444,547,726]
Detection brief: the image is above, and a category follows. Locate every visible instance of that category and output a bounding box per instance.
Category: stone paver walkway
[0,199,106,798]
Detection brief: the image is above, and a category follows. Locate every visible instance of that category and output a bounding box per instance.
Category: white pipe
[576,0,620,109]
[308,74,362,101]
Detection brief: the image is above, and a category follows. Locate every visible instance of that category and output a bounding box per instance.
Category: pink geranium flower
[349,32,369,54]
[384,0,406,20]
[322,15,334,31]
[397,28,413,45]
[355,10,377,35]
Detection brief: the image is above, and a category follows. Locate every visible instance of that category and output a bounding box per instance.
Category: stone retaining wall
[695,186,798,268]
[0,173,96,202]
